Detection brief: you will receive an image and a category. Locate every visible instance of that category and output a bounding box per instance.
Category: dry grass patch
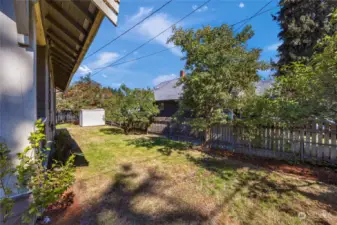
[56,125,337,225]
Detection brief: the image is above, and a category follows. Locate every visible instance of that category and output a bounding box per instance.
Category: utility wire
[231,6,279,27]
[90,5,279,72]
[84,0,174,60]
[234,0,274,32]
[92,47,176,70]
[91,0,212,77]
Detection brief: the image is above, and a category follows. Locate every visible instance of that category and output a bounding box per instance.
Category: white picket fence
[148,118,337,164]
[210,121,337,163]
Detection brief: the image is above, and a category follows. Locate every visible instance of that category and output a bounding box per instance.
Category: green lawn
[56,125,337,225]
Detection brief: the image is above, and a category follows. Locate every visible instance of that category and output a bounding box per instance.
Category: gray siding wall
[0,0,37,163]
[0,2,57,222]
[0,0,37,199]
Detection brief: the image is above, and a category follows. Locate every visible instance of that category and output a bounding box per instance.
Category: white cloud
[265,42,281,51]
[122,7,182,57]
[128,7,153,23]
[76,51,131,78]
[92,52,119,68]
[153,74,178,86]
[78,65,92,75]
[239,3,245,8]
[192,5,208,13]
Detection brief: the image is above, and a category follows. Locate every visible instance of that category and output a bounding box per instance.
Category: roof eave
[64,10,105,91]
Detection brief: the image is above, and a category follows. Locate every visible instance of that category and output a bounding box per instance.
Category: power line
[234,0,275,32]
[89,5,279,71]
[91,0,212,77]
[92,47,176,70]
[84,0,174,60]
[231,6,279,27]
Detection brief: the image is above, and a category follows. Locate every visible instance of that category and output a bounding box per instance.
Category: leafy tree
[168,25,267,143]
[273,0,337,70]
[245,9,337,129]
[57,75,118,113]
[105,85,159,134]
[274,28,337,123]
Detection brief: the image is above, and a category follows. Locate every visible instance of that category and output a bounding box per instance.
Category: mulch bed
[37,188,81,225]
[203,148,337,185]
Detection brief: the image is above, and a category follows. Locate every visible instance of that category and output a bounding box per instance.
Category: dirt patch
[204,149,337,185]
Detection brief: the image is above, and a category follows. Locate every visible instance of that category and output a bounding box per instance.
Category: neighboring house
[153,72,274,117]
[154,71,184,117]
[0,0,120,222]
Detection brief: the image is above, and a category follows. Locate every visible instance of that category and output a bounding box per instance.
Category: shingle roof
[154,79,275,101]
[154,78,183,101]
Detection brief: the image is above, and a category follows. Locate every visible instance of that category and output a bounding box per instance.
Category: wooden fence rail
[148,117,337,164]
[56,111,78,124]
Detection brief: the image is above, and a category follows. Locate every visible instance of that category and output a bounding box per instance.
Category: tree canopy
[273,12,337,124]
[168,24,267,137]
[105,85,159,134]
[56,75,118,113]
[273,0,337,70]
[244,9,337,129]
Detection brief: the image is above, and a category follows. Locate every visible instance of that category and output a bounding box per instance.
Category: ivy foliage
[0,143,15,224]
[105,85,159,134]
[16,119,75,223]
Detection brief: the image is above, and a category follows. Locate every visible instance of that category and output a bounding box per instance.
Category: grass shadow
[54,128,89,167]
[99,127,124,135]
[127,136,192,156]
[186,153,337,222]
[100,127,147,135]
[81,164,209,225]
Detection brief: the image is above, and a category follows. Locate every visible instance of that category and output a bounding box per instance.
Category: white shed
[80,109,105,127]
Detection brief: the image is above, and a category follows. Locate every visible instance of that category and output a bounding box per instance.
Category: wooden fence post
[300,139,304,162]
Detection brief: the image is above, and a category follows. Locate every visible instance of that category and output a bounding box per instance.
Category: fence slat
[317,121,324,160]
[147,117,336,164]
[305,124,311,158]
[323,122,329,161]
[331,124,337,161]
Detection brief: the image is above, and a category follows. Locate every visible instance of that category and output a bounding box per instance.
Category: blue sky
[73,0,281,89]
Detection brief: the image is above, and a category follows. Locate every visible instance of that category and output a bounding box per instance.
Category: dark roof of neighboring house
[154,79,274,101]
[154,78,183,101]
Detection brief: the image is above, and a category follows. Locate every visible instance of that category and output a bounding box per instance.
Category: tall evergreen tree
[274,0,336,69]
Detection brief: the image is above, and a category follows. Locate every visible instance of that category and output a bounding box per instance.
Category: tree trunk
[122,125,129,135]
[202,128,211,149]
